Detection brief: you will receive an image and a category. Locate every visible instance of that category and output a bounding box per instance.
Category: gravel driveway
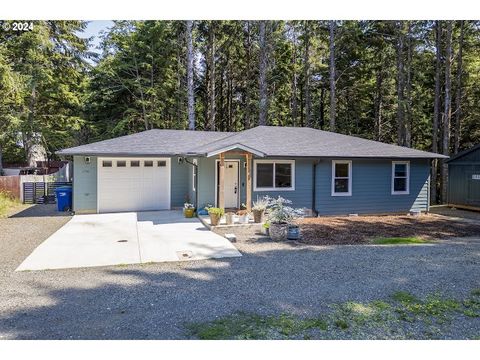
[0,205,479,339]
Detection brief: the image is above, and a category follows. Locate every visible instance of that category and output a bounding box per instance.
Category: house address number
[473,174,480,180]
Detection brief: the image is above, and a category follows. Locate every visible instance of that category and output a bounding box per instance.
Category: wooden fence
[0,176,21,199]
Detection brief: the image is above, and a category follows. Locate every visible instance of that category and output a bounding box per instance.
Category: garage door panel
[98,158,171,213]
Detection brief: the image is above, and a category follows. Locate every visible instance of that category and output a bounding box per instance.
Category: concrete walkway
[16,211,241,271]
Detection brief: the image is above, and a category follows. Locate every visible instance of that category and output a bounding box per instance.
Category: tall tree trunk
[319,86,325,129]
[374,63,384,142]
[405,22,413,147]
[396,21,406,146]
[329,20,336,132]
[258,20,268,126]
[244,21,252,129]
[441,21,453,203]
[291,24,298,127]
[0,142,3,175]
[303,21,312,127]
[431,21,442,205]
[454,20,465,154]
[186,20,195,130]
[207,22,216,130]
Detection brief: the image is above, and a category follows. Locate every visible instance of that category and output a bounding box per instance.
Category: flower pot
[269,223,289,241]
[252,209,264,223]
[239,214,250,224]
[261,226,269,236]
[184,208,195,218]
[209,213,221,226]
[287,225,300,240]
[225,212,234,225]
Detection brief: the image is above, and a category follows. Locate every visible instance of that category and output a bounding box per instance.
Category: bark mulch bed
[298,214,480,245]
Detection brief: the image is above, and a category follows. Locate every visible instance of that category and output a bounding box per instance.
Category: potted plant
[252,196,269,223]
[236,209,250,224]
[266,196,304,241]
[198,203,213,216]
[208,207,224,226]
[261,222,270,236]
[183,203,195,218]
[225,212,235,225]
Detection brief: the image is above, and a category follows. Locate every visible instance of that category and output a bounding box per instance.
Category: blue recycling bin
[55,186,72,212]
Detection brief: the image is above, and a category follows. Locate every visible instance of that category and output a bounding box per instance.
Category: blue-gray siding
[170,158,190,208]
[72,155,430,215]
[73,155,98,213]
[253,158,314,209]
[315,158,429,215]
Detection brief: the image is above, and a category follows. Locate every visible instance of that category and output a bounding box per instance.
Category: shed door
[97,158,170,213]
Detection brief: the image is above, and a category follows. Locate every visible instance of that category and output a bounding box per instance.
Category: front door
[218,161,239,208]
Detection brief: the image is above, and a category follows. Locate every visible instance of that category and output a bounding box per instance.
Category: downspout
[183,157,199,211]
[312,160,320,216]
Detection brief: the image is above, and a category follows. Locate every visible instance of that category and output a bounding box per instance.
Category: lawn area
[188,289,480,340]
[371,237,428,245]
[298,214,480,245]
[0,191,21,217]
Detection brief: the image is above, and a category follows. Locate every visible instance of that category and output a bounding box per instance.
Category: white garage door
[97,157,171,213]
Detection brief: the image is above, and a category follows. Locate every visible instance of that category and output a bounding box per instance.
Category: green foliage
[189,289,480,340]
[207,207,224,217]
[0,191,20,217]
[1,20,480,166]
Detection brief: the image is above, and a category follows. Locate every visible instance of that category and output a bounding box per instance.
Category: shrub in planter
[252,196,269,223]
[269,223,289,241]
[208,207,224,226]
[265,196,304,241]
[183,203,195,218]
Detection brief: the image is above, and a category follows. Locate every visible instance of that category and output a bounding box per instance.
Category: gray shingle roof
[57,129,232,156]
[188,126,447,159]
[58,126,447,159]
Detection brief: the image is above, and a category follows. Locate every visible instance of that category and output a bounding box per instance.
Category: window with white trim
[392,161,410,194]
[254,160,295,191]
[331,160,352,196]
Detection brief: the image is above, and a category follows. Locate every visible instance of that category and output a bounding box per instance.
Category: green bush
[208,207,224,217]
[0,191,19,217]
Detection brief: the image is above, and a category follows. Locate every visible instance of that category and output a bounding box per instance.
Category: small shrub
[334,319,349,330]
[391,291,419,304]
[207,207,224,217]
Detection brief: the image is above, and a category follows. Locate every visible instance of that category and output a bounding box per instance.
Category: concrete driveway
[16,211,241,271]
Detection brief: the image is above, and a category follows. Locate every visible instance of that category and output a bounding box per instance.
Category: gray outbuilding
[447,144,480,211]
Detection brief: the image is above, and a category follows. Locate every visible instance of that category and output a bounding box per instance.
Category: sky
[77,20,114,56]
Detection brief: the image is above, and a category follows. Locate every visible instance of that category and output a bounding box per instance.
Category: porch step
[224,233,237,242]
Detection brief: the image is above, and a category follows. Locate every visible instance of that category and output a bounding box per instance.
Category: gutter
[312,160,320,217]
[182,157,199,210]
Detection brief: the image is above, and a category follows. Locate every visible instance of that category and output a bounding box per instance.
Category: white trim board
[331,160,352,196]
[391,160,410,195]
[253,159,296,191]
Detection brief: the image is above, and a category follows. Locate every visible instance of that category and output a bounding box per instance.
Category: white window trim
[331,160,352,196]
[391,161,410,195]
[253,159,295,191]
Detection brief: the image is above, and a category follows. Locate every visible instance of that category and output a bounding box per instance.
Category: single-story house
[446,144,480,211]
[57,126,446,216]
